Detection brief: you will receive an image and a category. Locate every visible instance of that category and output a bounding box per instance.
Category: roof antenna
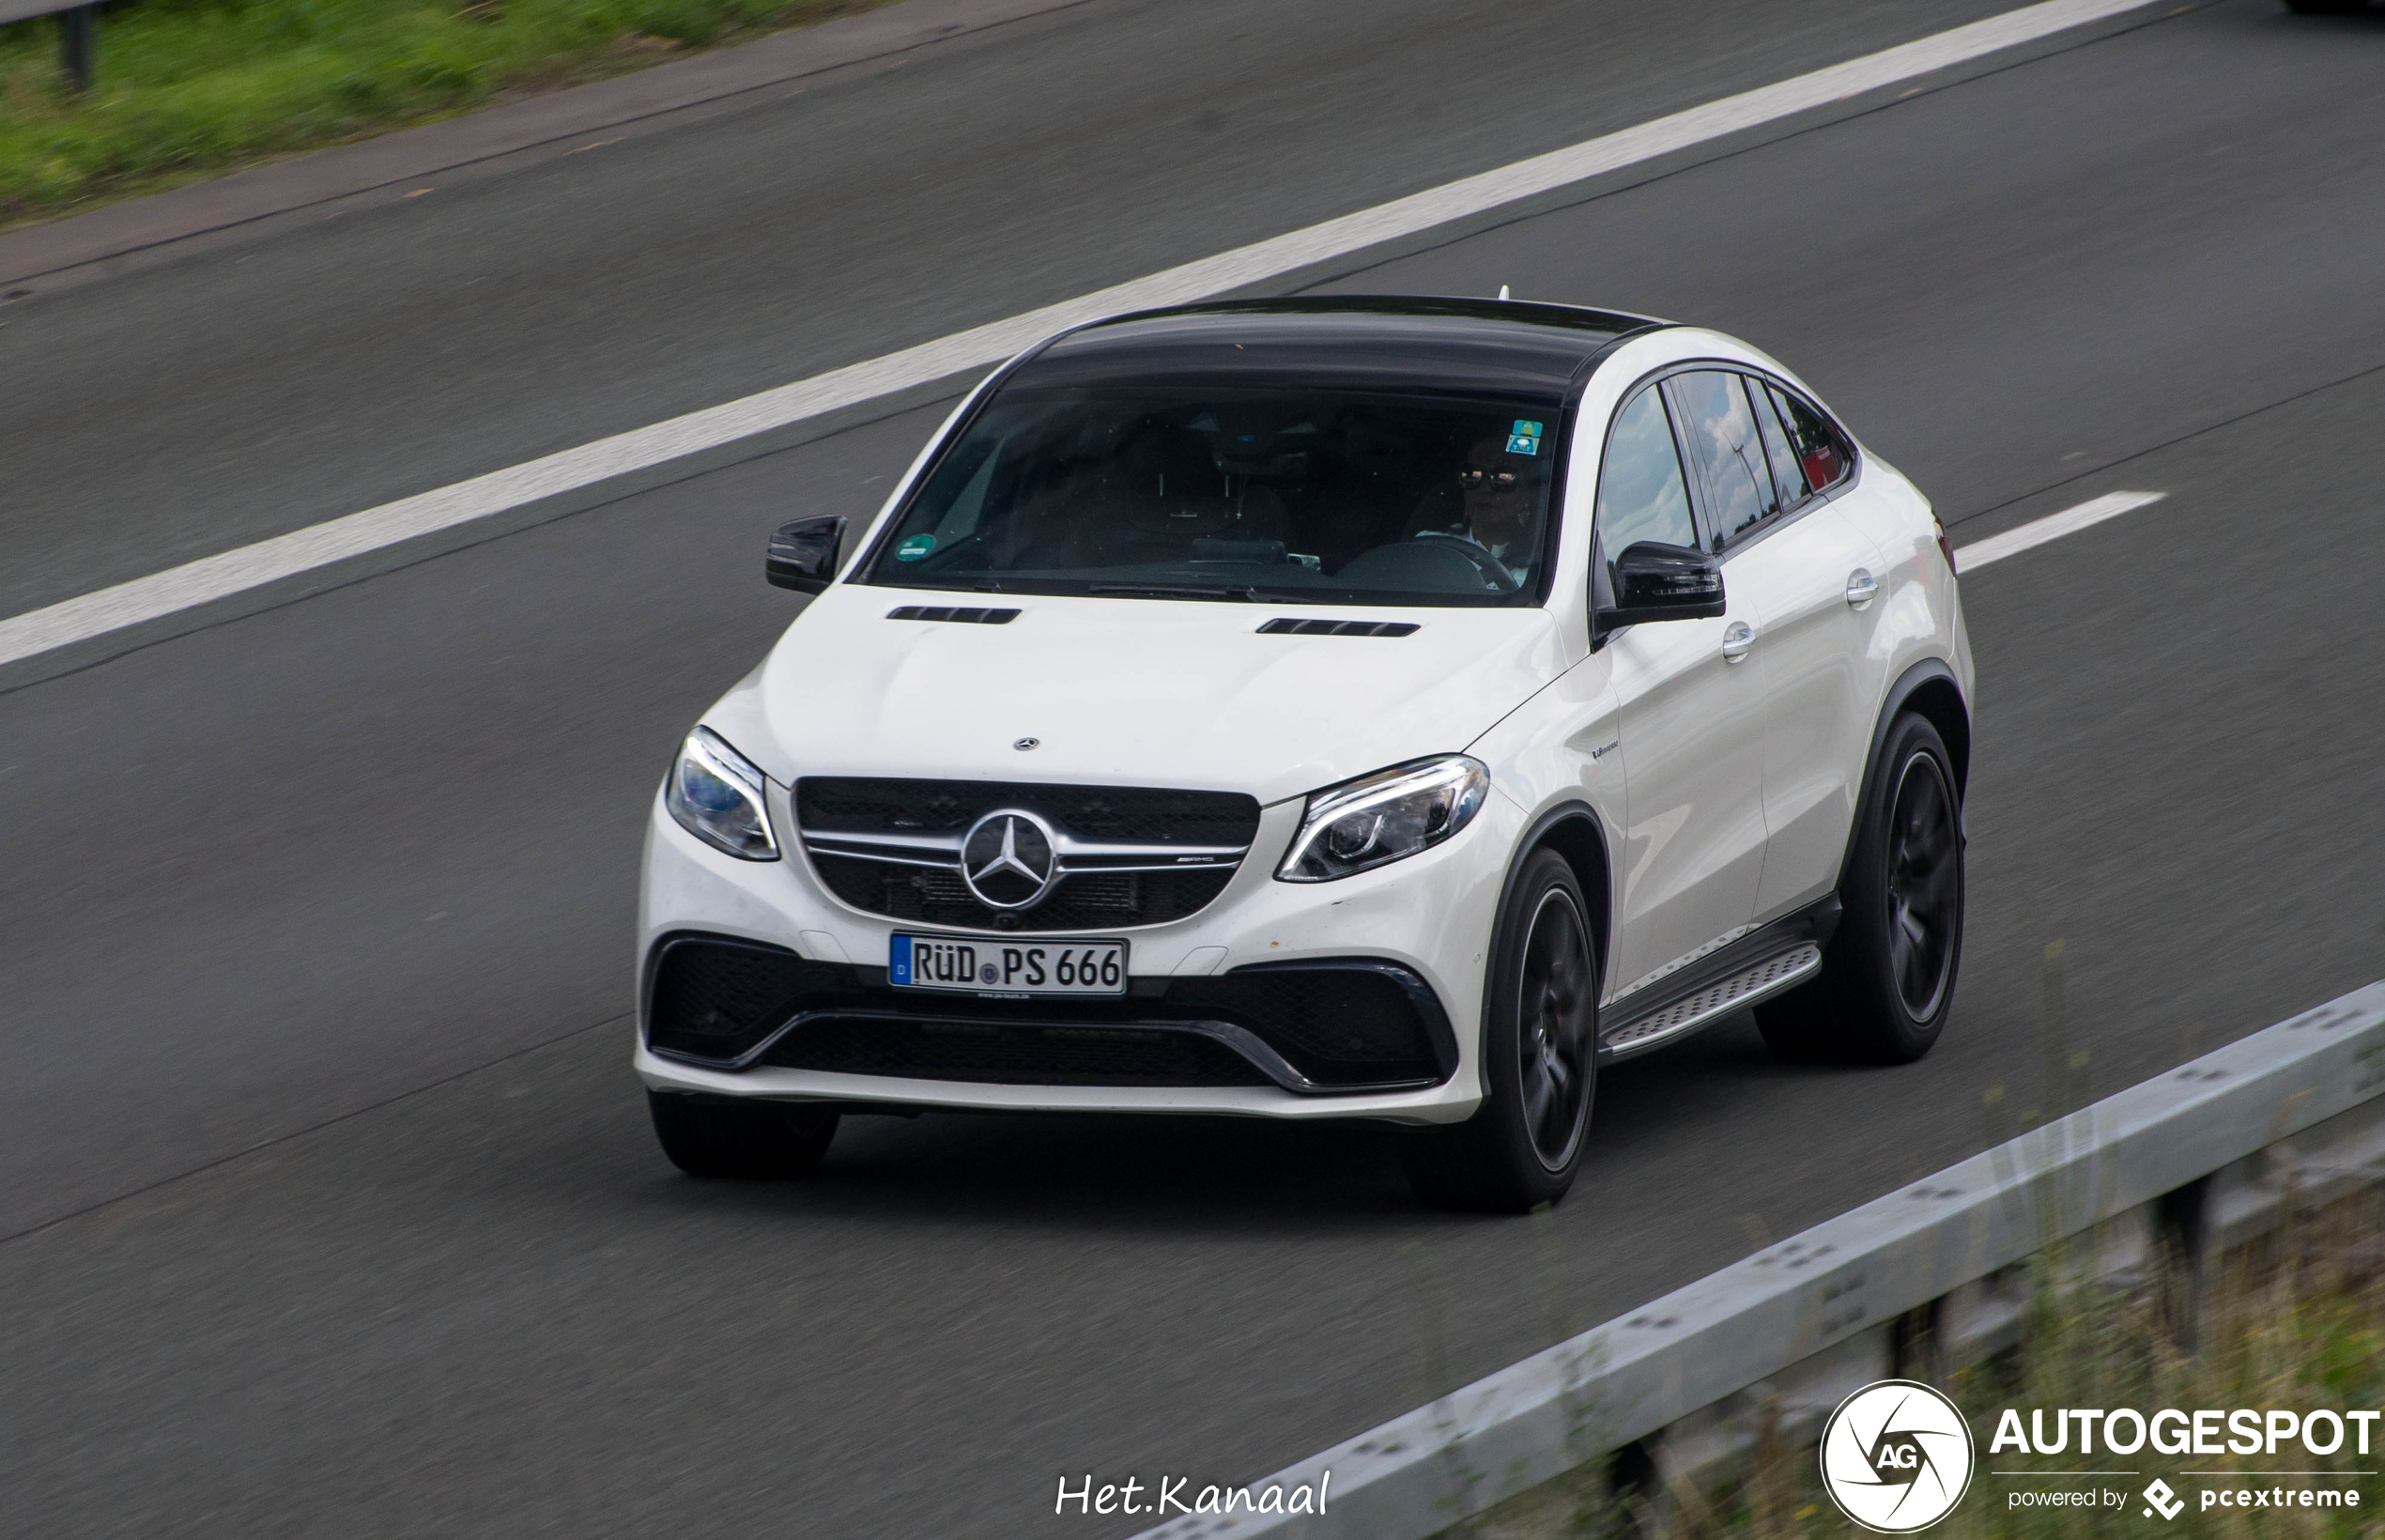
[1497,285,1512,301]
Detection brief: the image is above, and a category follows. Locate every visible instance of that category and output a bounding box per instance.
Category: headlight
[665,727,779,861]
[1276,755,1489,883]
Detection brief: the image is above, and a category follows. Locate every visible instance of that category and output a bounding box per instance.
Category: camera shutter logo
[1819,1379,1974,1532]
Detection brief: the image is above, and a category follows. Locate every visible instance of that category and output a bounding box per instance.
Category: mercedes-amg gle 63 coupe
[639,297,1973,1210]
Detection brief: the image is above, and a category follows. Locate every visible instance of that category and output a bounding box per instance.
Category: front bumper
[634,781,1514,1124]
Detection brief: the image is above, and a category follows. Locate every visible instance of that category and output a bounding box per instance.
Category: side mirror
[767,515,847,593]
[1593,540,1726,641]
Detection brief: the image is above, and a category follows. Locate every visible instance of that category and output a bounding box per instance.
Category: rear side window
[1593,387,1698,577]
[1668,370,1777,548]
[1746,377,1811,510]
[1763,380,1854,495]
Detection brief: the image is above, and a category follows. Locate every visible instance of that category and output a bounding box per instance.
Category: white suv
[638,297,1973,1210]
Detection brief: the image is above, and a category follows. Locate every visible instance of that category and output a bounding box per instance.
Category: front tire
[649,1090,839,1178]
[1403,850,1598,1211]
[1757,713,1964,1064]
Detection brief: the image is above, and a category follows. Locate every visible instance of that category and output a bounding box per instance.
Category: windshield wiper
[1085,582,1263,601]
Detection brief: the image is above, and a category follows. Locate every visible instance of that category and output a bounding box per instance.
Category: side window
[1668,370,1777,548]
[1764,382,1854,494]
[1593,387,1698,585]
[1746,377,1810,510]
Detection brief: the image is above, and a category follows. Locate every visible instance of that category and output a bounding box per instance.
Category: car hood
[713,585,1569,806]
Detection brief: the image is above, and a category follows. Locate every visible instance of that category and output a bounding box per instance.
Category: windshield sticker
[1508,420,1544,455]
[895,533,937,562]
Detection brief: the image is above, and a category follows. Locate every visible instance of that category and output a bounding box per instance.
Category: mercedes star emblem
[960,808,1059,909]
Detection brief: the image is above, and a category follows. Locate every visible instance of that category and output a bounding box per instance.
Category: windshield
[857,385,1567,605]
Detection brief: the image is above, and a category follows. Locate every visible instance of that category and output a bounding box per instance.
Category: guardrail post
[59,3,97,92]
[2156,1174,2211,1353]
[1890,1297,1945,1386]
[1608,1440,1658,1535]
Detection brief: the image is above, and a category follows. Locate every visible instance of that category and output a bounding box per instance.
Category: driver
[1416,432,1543,580]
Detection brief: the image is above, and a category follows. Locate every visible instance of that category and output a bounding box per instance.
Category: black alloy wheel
[1516,886,1596,1169]
[1403,849,1598,1211]
[1885,749,1961,1021]
[1757,712,1964,1065]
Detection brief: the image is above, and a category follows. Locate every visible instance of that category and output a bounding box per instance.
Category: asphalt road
[5,1,2384,1537]
[0,0,2028,620]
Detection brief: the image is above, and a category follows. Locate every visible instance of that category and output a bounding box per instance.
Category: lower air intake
[644,934,1454,1092]
[645,936,858,1060]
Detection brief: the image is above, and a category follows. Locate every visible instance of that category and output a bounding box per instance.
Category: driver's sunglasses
[1458,469,1522,492]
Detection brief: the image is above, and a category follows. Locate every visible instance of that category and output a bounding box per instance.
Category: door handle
[1844,568,1879,609]
[1720,621,1754,662]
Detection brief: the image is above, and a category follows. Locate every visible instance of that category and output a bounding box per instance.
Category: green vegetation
[1459,1199,2385,1539]
[0,0,883,225]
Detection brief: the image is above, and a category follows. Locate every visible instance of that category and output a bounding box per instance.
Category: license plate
[888,933,1129,995]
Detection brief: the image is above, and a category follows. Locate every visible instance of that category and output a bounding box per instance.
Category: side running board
[1599,943,1823,1062]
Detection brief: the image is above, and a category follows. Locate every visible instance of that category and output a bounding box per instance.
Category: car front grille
[643,934,1455,1093]
[808,856,1238,932]
[798,778,1260,845]
[794,777,1261,932]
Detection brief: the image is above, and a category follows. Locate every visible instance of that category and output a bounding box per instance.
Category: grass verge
[1458,1194,2385,1539]
[0,0,892,228]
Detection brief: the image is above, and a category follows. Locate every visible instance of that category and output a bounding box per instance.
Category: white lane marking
[1953,490,2165,570]
[0,0,2166,672]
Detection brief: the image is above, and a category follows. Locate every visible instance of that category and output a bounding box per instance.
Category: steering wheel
[1414,531,1521,593]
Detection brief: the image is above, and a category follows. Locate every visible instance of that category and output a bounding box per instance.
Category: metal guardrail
[1137,978,2385,1540]
[1,0,101,91]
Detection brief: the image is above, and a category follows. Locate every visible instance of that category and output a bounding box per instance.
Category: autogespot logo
[1820,1379,1977,1532]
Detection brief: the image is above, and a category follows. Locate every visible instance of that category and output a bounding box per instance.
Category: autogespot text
[1993,1405,2370,1517]
[1992,1406,2384,1456]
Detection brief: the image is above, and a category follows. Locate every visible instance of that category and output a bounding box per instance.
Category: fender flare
[1838,657,1971,890]
[1478,801,1614,1096]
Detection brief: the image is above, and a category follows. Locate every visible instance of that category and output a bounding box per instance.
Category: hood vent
[1256,618,1419,638]
[887,606,1020,624]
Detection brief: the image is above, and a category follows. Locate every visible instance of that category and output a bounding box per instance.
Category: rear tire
[1757,713,1963,1065]
[1403,850,1598,1212]
[649,1090,839,1178]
